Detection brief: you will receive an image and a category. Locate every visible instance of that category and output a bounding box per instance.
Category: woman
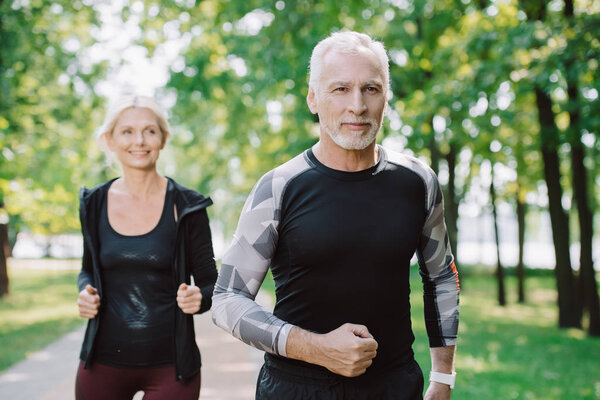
[75,95,217,399]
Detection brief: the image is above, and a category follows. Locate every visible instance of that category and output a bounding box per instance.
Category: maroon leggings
[75,362,200,400]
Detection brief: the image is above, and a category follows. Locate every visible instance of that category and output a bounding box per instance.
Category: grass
[260,266,600,399]
[409,267,600,400]
[2,262,599,399]
[0,261,84,372]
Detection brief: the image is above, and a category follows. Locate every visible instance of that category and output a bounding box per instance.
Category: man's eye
[366,87,378,93]
[334,87,347,92]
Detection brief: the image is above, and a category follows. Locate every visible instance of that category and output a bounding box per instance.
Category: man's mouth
[342,122,370,131]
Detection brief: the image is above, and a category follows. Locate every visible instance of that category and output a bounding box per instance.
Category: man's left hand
[177,283,202,314]
[424,381,452,400]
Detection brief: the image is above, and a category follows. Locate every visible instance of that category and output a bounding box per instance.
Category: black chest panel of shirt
[272,150,427,374]
[94,180,177,367]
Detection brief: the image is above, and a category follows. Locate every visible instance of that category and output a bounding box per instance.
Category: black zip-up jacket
[77,177,217,380]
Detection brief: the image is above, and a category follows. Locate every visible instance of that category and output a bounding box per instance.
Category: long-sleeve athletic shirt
[212,145,459,377]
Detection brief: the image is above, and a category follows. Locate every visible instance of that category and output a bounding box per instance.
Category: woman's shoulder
[79,178,118,202]
[167,177,213,210]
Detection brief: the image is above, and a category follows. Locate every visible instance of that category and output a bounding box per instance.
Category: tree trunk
[0,203,9,297]
[535,87,581,328]
[0,1,9,298]
[516,190,526,303]
[564,0,574,18]
[567,76,600,336]
[490,167,506,306]
[444,143,459,262]
[429,130,440,176]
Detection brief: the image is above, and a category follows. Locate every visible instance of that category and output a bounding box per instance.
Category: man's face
[308,49,387,150]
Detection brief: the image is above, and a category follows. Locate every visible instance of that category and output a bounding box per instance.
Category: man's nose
[348,90,367,115]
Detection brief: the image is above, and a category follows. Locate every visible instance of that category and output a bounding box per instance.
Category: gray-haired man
[212,31,460,400]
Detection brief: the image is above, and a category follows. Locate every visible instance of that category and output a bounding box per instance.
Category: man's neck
[312,138,379,172]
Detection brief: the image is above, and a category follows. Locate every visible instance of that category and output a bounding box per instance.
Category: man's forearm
[211,286,292,355]
[430,345,456,373]
[286,326,317,362]
[424,345,456,399]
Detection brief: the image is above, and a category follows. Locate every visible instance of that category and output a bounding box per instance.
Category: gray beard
[323,118,380,150]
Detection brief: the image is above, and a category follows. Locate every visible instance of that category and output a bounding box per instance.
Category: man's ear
[307,87,318,114]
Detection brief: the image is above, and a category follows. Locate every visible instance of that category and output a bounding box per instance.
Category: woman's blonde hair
[96,95,171,152]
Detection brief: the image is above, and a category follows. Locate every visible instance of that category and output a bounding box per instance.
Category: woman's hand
[176,283,202,314]
[78,284,100,319]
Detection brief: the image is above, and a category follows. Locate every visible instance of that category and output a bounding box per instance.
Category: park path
[0,291,271,400]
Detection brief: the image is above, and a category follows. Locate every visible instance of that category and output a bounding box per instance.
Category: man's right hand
[287,323,378,377]
[77,284,100,319]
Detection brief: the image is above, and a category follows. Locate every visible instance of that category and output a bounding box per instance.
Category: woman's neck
[117,169,166,201]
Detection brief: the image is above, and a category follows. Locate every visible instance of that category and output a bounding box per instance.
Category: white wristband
[429,371,456,389]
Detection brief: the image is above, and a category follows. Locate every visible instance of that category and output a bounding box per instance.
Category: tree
[0,201,8,296]
[0,1,106,295]
[490,165,506,306]
[127,1,599,331]
[515,0,582,328]
[562,1,600,336]
[131,0,469,236]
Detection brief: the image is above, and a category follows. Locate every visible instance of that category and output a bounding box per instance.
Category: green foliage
[119,1,599,237]
[1,1,598,248]
[0,1,107,234]
[420,272,600,399]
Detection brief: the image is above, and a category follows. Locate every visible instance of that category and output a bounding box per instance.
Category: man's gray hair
[308,31,390,95]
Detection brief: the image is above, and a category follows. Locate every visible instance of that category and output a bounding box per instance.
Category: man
[212,31,459,400]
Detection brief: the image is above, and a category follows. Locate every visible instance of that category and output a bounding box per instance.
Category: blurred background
[0,0,599,398]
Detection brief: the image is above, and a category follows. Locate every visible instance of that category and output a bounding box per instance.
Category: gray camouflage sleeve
[211,170,293,356]
[417,169,460,348]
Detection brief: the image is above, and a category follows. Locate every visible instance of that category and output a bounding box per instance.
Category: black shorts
[255,354,424,400]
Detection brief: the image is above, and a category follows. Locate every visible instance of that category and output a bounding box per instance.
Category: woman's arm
[186,209,217,314]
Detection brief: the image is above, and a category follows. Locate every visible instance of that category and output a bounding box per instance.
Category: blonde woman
[75,95,216,399]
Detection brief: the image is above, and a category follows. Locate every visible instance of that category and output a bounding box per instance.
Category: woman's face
[106,107,165,172]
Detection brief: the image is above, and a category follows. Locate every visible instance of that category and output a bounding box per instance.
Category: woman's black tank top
[94,180,177,367]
